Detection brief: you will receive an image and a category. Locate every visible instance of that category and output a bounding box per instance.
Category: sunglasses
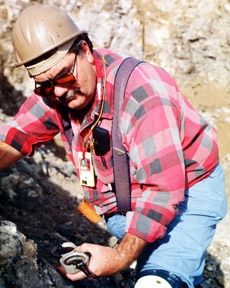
[34,54,77,97]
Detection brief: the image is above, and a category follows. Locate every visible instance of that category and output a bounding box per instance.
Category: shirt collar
[79,50,112,133]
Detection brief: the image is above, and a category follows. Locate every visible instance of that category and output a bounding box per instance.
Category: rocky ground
[0,137,129,288]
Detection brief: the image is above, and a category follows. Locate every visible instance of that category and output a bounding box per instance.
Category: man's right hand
[0,140,23,170]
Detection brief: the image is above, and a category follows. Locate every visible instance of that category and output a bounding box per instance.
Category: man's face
[34,44,97,110]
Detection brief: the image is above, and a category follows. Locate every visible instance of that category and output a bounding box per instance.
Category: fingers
[52,242,96,281]
[56,265,67,276]
[74,242,91,253]
[56,265,88,281]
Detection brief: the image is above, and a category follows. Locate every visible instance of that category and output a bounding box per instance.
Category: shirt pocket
[93,151,114,184]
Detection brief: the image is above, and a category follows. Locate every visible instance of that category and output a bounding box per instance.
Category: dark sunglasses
[34,54,77,97]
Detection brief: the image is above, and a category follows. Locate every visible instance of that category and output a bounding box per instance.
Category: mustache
[57,88,83,104]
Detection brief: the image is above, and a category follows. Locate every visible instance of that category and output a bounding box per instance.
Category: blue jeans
[106,163,227,287]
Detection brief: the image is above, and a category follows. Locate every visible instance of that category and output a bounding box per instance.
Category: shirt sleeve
[120,63,217,242]
[0,94,60,156]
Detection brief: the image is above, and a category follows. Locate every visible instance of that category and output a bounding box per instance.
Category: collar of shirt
[77,50,113,136]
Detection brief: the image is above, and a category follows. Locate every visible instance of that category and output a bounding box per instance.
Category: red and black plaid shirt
[0,49,218,242]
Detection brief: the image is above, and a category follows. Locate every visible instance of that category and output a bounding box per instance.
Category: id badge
[78,152,95,187]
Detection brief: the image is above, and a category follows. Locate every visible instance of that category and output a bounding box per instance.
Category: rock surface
[0,0,230,287]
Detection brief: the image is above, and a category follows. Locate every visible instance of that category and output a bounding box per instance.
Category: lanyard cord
[82,54,107,150]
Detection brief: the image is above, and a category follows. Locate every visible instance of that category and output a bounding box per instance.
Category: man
[0,4,227,288]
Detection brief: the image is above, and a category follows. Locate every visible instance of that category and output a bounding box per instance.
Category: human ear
[81,41,94,64]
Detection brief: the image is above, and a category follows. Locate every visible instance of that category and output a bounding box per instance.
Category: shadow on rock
[201,252,225,288]
[0,151,136,288]
[0,72,27,117]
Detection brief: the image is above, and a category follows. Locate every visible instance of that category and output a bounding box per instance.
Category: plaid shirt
[0,48,218,242]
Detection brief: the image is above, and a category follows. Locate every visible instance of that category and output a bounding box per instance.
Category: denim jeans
[106,163,227,287]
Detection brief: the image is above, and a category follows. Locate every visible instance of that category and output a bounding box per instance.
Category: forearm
[68,232,148,281]
[0,140,23,170]
[116,232,147,269]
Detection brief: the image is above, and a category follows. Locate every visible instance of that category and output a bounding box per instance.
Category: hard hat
[135,275,173,288]
[12,4,87,73]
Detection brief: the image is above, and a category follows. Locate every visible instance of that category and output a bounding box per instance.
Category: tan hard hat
[12,4,87,73]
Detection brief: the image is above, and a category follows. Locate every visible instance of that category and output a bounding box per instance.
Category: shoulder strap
[112,57,142,213]
[60,57,142,213]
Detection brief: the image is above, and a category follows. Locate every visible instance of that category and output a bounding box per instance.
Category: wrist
[116,233,147,269]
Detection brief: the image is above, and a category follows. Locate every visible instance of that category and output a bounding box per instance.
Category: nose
[53,86,69,97]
